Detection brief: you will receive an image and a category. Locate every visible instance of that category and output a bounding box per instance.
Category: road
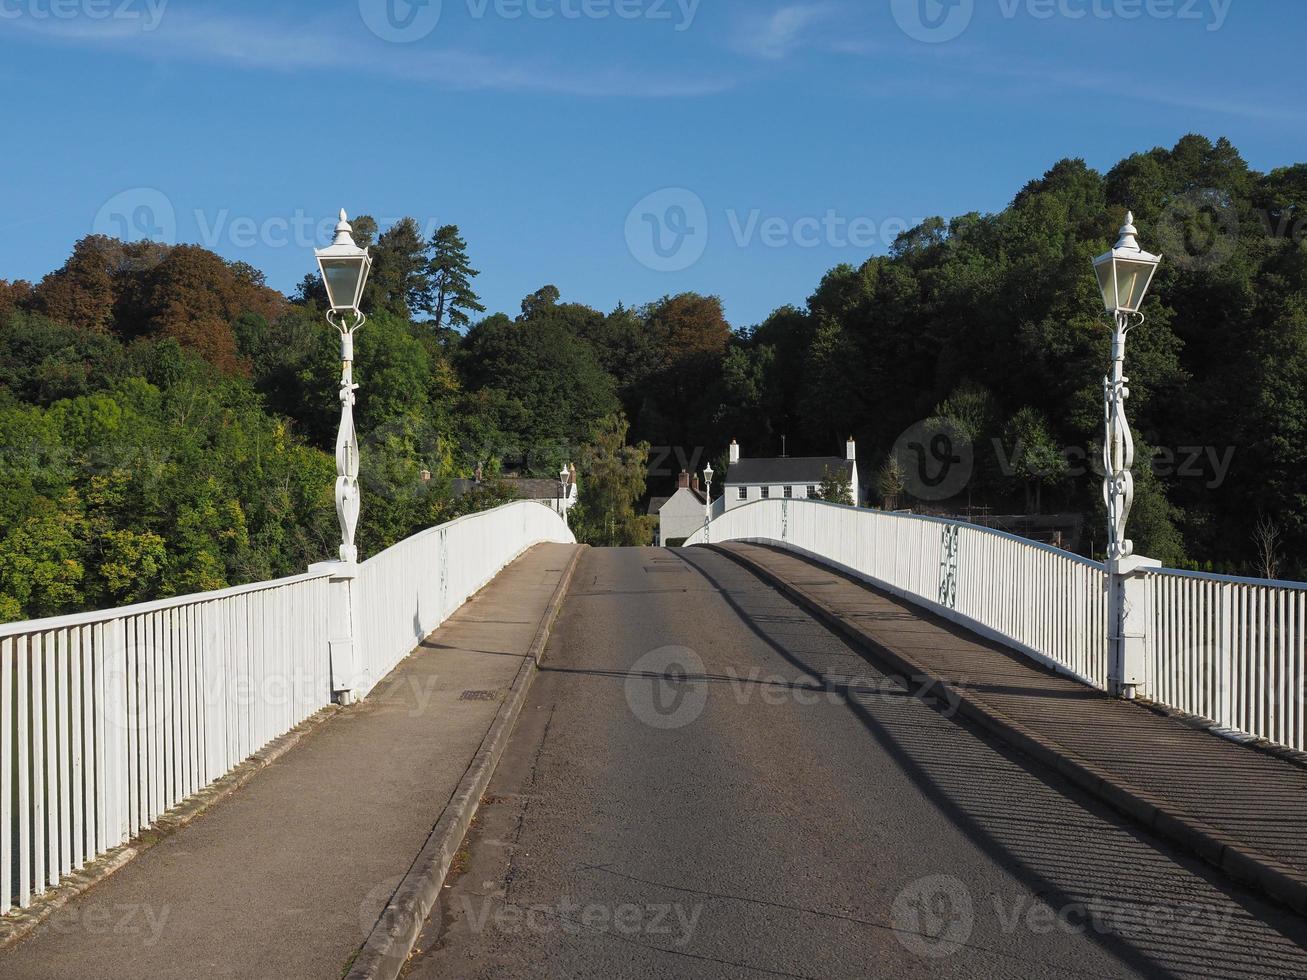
[403,547,1307,979]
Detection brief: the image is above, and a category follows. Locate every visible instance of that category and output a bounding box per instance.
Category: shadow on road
[668,546,1307,980]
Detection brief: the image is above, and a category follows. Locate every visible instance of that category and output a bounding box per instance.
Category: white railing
[686,499,1109,689]
[1,501,573,914]
[1143,568,1307,751]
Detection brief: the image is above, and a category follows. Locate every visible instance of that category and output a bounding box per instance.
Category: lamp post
[315,210,373,564]
[559,465,570,528]
[1092,211,1162,700]
[702,462,714,543]
[308,209,372,705]
[1092,211,1161,561]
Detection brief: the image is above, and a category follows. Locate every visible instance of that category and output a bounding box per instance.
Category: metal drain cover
[460,690,502,701]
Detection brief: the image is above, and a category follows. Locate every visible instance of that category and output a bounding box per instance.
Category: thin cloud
[977,57,1303,123]
[732,2,838,60]
[0,10,734,98]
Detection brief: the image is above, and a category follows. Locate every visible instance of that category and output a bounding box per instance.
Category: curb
[708,543,1307,918]
[0,704,340,950]
[347,543,585,980]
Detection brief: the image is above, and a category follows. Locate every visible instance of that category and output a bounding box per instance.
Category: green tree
[571,415,656,547]
[366,217,431,319]
[999,407,1069,514]
[816,466,854,506]
[424,225,485,331]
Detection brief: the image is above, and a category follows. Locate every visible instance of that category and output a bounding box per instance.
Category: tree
[571,415,656,547]
[1252,515,1283,580]
[0,279,31,321]
[366,217,431,319]
[636,293,732,452]
[816,466,854,506]
[876,456,905,509]
[459,298,619,471]
[998,407,1069,514]
[424,225,484,331]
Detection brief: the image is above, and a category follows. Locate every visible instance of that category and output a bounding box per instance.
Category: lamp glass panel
[1119,258,1156,312]
[321,258,364,310]
[1094,261,1116,312]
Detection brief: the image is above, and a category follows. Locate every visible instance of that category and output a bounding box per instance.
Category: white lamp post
[1093,211,1162,701]
[315,210,372,564]
[559,465,570,527]
[1093,211,1161,561]
[702,462,714,543]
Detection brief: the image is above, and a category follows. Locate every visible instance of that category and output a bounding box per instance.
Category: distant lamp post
[1093,211,1161,561]
[315,209,372,563]
[702,462,714,542]
[559,465,570,527]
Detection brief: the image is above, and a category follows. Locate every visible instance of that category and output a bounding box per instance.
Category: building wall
[658,488,709,545]
[723,470,857,511]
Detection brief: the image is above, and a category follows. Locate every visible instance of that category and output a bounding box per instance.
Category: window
[807,486,817,497]
[737,487,747,501]
[761,487,770,499]
[783,486,793,498]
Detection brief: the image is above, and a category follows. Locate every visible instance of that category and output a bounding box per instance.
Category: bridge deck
[717,542,1307,895]
[404,546,1307,979]
[0,543,578,980]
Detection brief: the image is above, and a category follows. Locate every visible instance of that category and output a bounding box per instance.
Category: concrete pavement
[0,542,580,980]
[405,547,1307,979]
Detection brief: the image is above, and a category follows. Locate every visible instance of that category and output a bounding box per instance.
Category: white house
[654,471,711,546]
[723,439,859,510]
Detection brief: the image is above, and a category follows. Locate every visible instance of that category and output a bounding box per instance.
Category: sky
[1,0,1303,328]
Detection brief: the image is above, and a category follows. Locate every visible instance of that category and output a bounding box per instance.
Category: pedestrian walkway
[0,542,579,980]
[717,541,1307,914]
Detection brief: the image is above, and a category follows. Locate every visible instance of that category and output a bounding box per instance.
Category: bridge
[3,499,1307,978]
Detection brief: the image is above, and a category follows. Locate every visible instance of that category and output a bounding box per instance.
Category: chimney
[846,436,856,461]
[729,440,740,464]
[691,475,701,492]
[678,471,690,489]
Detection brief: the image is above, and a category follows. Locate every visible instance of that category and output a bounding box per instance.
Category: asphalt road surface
[403,547,1307,979]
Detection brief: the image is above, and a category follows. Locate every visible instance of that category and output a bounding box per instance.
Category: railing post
[310,560,361,705]
[1107,554,1160,699]
[100,619,131,848]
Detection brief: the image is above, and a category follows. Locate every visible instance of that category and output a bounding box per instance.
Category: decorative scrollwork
[1103,311,1143,560]
[328,309,366,564]
[939,523,960,609]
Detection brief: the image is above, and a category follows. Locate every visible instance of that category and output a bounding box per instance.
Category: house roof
[452,477,569,501]
[725,457,853,485]
[653,487,707,513]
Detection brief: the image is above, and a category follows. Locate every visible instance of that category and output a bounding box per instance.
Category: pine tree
[424,225,485,331]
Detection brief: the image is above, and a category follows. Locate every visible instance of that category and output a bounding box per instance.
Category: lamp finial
[1115,211,1141,253]
[332,209,356,247]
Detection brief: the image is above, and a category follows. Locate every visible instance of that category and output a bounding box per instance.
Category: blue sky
[1,0,1303,328]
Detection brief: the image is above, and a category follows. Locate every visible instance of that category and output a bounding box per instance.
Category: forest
[2,133,1305,622]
